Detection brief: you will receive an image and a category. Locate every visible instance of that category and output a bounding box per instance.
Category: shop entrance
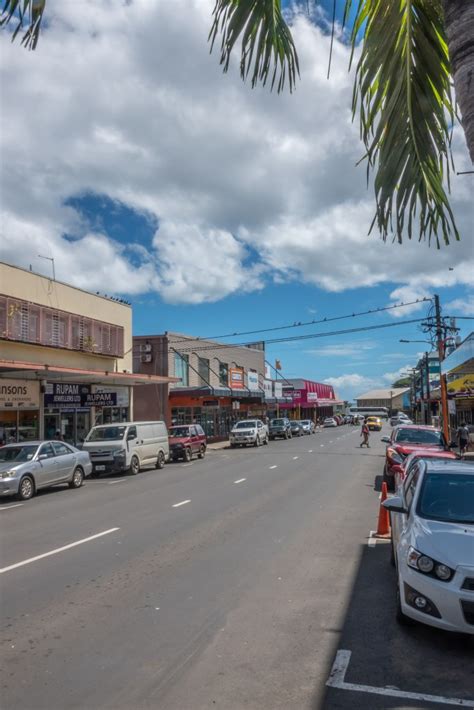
[44,410,91,445]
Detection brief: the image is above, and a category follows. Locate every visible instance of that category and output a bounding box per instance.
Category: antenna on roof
[38,254,55,280]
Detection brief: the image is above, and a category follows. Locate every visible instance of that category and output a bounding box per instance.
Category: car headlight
[0,470,16,479]
[112,449,126,457]
[407,547,454,581]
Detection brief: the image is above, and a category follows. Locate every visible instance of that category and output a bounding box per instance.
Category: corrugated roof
[357,387,410,399]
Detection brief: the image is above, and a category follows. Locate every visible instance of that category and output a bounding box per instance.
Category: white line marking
[293,456,299,460]
[109,479,127,485]
[320,444,324,447]
[329,440,333,444]
[367,531,376,548]
[0,503,23,511]
[172,499,191,508]
[269,465,278,469]
[182,463,194,468]
[326,650,474,707]
[308,450,313,453]
[0,528,120,575]
[234,478,246,484]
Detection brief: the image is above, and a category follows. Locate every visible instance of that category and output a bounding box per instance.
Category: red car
[381,425,450,490]
[391,448,458,489]
[169,424,207,462]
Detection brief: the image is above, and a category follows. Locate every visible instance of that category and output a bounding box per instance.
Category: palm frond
[209,0,300,92]
[347,0,458,246]
[1,0,45,50]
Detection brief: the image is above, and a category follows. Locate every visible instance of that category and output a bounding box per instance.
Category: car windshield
[301,421,310,425]
[395,428,443,445]
[234,421,256,429]
[170,427,191,437]
[87,426,127,441]
[417,472,474,524]
[0,445,38,462]
[271,420,285,426]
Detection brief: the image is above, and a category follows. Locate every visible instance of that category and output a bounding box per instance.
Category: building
[356,388,410,414]
[133,333,267,439]
[439,332,474,428]
[279,378,340,420]
[0,262,173,445]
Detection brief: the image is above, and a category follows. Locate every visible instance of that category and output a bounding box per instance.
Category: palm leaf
[209,0,300,92]
[1,0,45,49]
[346,0,458,246]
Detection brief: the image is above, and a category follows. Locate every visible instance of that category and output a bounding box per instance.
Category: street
[1,425,472,710]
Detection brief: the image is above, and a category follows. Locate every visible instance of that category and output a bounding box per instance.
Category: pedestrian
[360,420,370,448]
[456,421,470,456]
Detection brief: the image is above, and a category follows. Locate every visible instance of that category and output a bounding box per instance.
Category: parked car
[390,413,412,426]
[366,416,383,432]
[0,440,92,501]
[230,420,269,447]
[392,449,459,489]
[381,425,449,490]
[383,459,474,633]
[290,420,303,437]
[269,418,292,440]
[83,421,169,476]
[169,424,207,462]
[323,417,338,428]
[300,420,315,435]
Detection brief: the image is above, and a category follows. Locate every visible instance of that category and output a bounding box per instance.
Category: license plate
[95,465,106,471]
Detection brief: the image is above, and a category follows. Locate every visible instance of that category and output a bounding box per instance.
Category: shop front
[279,379,340,421]
[0,378,40,444]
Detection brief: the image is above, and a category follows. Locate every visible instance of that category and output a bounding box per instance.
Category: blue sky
[1,0,472,401]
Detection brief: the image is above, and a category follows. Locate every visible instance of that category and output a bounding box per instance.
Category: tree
[391,377,412,388]
[2,0,473,247]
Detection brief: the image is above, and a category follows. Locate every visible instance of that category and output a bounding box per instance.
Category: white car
[229,420,269,448]
[383,459,474,634]
[323,418,338,428]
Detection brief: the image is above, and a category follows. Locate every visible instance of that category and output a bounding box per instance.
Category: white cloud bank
[0,0,472,304]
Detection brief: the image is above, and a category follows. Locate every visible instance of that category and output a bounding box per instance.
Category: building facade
[133,333,267,439]
[441,332,474,429]
[356,388,410,414]
[0,262,172,445]
[279,378,340,420]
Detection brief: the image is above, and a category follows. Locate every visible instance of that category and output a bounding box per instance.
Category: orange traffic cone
[374,481,391,538]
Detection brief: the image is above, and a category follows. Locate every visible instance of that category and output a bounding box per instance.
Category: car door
[36,442,58,487]
[189,426,199,454]
[52,442,76,482]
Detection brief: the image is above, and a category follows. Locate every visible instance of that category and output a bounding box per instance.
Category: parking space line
[172,499,191,508]
[0,528,120,575]
[0,503,24,511]
[234,478,246,484]
[326,650,473,707]
[269,465,278,469]
[367,530,376,548]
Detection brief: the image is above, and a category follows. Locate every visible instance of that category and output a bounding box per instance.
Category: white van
[83,421,169,476]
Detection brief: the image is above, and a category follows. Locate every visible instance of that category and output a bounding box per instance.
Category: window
[174,353,189,387]
[127,426,137,439]
[198,357,210,386]
[39,443,55,459]
[53,442,72,456]
[404,466,421,510]
[219,362,229,387]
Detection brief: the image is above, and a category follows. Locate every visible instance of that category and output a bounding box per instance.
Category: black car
[269,418,292,440]
[290,420,303,437]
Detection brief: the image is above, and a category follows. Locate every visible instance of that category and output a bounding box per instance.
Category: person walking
[456,421,470,456]
[360,420,370,448]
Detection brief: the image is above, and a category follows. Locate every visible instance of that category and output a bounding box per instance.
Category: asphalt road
[1,425,472,710]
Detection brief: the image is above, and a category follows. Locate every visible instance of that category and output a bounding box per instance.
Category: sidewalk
[207,440,229,451]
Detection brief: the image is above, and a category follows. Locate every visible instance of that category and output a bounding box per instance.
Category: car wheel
[263,435,269,445]
[17,475,35,501]
[129,455,140,475]
[198,445,206,459]
[396,578,415,626]
[230,443,236,448]
[254,435,260,447]
[184,447,192,462]
[284,431,289,439]
[156,451,166,469]
[69,467,84,489]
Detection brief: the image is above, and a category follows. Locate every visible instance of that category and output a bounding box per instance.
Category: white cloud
[0,0,472,304]
[446,295,474,316]
[306,341,376,357]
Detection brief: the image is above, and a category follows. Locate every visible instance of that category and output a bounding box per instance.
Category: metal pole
[434,295,450,443]
[425,352,431,425]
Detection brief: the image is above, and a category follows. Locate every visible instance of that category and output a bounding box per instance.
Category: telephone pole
[434,295,450,443]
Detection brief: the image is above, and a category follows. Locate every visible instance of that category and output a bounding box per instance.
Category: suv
[381,425,448,490]
[230,420,269,447]
[269,418,292,440]
[169,424,207,462]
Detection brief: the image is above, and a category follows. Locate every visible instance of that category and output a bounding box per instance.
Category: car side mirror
[382,496,407,514]
[381,436,391,444]
[127,432,136,440]
[38,453,49,460]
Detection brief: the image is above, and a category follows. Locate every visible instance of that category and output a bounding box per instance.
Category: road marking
[329,440,333,444]
[234,478,246,484]
[326,650,474,707]
[0,528,120,575]
[0,503,23,511]
[320,444,324,447]
[367,531,376,548]
[269,465,278,469]
[308,449,313,453]
[172,499,191,508]
[109,479,127,485]
[182,463,194,468]
[293,456,299,460]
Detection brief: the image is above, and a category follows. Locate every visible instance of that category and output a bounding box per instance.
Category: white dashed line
[109,479,127,485]
[182,463,194,468]
[293,456,299,460]
[0,503,23,511]
[308,450,313,453]
[320,444,324,447]
[269,465,278,469]
[0,528,120,575]
[172,499,191,508]
[234,478,246,484]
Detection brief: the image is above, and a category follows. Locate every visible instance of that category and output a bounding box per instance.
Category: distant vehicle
[230,420,269,448]
[269,418,292,440]
[290,420,303,437]
[366,416,383,432]
[323,417,338,428]
[349,406,389,420]
[390,413,412,426]
[300,420,315,435]
[169,424,207,462]
[381,425,449,490]
[83,421,169,476]
[383,458,474,633]
[0,441,92,501]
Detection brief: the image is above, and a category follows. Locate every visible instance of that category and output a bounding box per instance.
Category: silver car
[0,440,92,501]
[300,420,315,435]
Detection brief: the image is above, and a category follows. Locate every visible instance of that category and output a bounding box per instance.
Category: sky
[0,0,473,402]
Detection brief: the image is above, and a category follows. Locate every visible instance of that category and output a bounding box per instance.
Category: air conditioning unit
[140,342,152,353]
[140,353,153,363]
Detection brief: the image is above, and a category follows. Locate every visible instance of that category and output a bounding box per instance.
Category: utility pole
[434,294,450,443]
[425,352,431,425]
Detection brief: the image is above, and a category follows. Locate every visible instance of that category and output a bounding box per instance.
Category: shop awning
[169,385,265,400]
[0,358,178,386]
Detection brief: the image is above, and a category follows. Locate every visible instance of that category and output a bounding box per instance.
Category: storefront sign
[229,368,244,389]
[263,380,273,399]
[247,370,260,391]
[95,386,129,407]
[232,401,241,410]
[274,382,283,399]
[307,392,318,403]
[84,392,117,407]
[0,379,40,409]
